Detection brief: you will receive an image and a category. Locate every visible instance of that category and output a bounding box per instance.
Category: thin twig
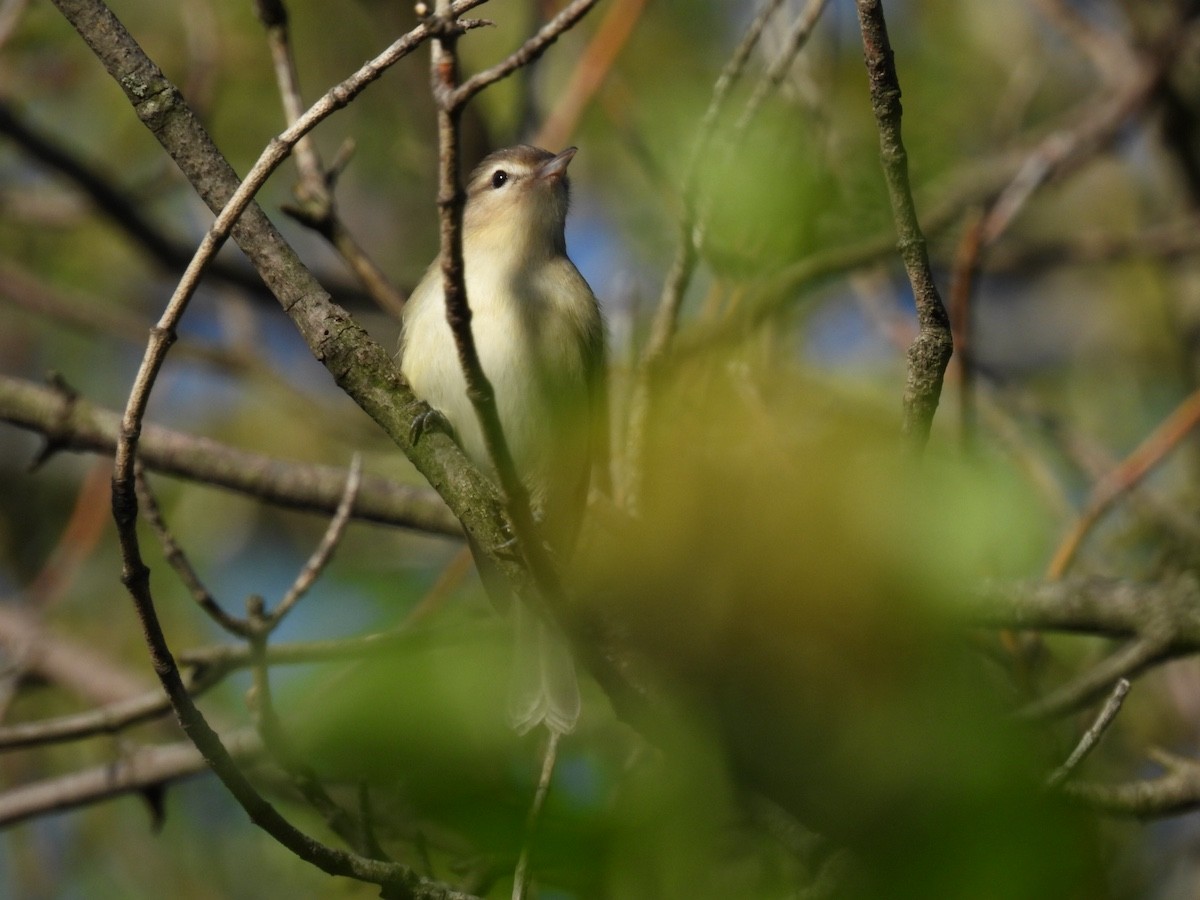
[268,453,362,628]
[1047,386,1200,579]
[1047,678,1131,788]
[512,730,561,900]
[1029,0,1137,85]
[733,0,830,135]
[1018,637,1164,721]
[429,0,549,575]
[450,0,602,109]
[623,0,791,506]
[645,0,790,361]
[0,99,326,302]
[257,0,409,317]
[0,597,152,708]
[0,665,216,751]
[255,0,326,191]
[136,461,252,637]
[0,622,437,752]
[855,0,952,451]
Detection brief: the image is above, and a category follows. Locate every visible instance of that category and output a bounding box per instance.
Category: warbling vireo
[400,145,607,735]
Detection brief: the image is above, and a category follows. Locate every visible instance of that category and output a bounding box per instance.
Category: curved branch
[1065,751,1200,819]
[1017,637,1165,720]
[51,0,490,892]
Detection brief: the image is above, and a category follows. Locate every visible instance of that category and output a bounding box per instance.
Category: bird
[400,144,607,736]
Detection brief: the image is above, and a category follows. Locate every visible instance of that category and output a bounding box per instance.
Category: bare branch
[0,731,262,829]
[1065,750,1200,818]
[1047,386,1200,579]
[0,625,430,752]
[734,0,830,134]
[0,99,318,301]
[449,0,603,109]
[1047,678,1131,788]
[512,730,561,900]
[267,453,363,628]
[0,373,461,536]
[1029,0,1138,85]
[855,0,952,451]
[0,600,152,709]
[255,0,325,192]
[1018,639,1163,721]
[257,0,409,318]
[50,0,489,890]
[0,670,203,751]
[972,576,1200,649]
[429,0,540,556]
[136,462,252,637]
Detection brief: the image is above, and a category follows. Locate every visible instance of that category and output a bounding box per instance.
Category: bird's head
[463,145,576,257]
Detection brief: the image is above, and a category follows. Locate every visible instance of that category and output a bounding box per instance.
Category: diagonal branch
[1047,678,1131,788]
[267,454,362,628]
[449,0,602,110]
[1047,386,1200,579]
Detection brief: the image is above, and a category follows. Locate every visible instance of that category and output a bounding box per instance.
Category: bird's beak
[538,147,577,181]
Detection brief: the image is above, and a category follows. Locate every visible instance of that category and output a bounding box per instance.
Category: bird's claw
[409,404,451,445]
[492,533,522,561]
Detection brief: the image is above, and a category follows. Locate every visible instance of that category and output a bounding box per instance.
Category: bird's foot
[409,404,451,445]
[491,520,522,561]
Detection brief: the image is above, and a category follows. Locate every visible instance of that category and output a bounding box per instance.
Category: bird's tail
[508,600,580,736]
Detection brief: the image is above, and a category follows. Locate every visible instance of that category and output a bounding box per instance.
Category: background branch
[0,730,263,829]
[0,373,461,535]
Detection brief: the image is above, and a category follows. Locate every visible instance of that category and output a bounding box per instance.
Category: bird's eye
[491,170,508,189]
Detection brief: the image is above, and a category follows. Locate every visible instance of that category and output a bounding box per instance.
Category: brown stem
[855,0,952,452]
